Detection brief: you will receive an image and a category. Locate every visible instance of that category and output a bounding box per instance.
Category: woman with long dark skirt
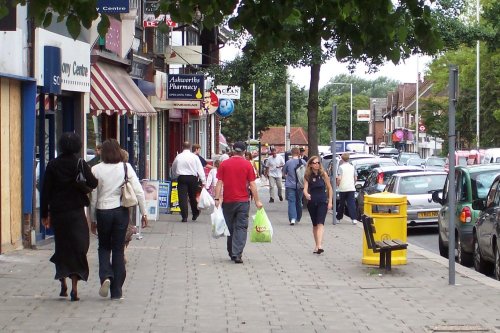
[41,132,98,301]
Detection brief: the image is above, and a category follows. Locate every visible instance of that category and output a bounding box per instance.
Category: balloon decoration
[216,99,235,117]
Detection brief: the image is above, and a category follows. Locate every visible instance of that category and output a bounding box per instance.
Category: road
[407,226,439,254]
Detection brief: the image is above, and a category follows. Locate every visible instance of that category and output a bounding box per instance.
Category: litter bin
[362,192,407,266]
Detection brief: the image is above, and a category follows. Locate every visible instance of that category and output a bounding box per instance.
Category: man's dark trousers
[177,175,200,220]
[222,201,250,258]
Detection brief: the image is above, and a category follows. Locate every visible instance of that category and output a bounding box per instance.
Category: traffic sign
[419,125,426,132]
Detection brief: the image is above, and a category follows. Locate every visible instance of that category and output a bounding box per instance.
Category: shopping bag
[250,208,273,243]
[198,187,215,214]
[211,206,230,238]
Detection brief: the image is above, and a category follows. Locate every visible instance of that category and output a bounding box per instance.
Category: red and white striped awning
[90,62,156,116]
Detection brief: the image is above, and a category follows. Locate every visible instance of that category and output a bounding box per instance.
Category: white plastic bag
[198,187,215,214]
[211,206,230,238]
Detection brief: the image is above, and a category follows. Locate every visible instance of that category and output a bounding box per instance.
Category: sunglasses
[311,161,320,164]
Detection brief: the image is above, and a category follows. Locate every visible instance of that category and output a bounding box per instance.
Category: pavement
[1,181,500,333]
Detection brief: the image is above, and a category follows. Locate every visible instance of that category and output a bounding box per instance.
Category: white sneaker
[352,219,358,225]
[99,278,111,298]
[290,219,296,225]
[334,218,341,225]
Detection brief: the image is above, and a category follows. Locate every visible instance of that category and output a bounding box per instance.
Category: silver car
[384,171,447,227]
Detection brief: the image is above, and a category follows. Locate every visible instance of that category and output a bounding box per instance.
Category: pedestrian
[205,159,220,197]
[299,147,308,162]
[336,153,358,225]
[266,147,285,202]
[214,141,263,264]
[171,141,206,222]
[302,156,333,254]
[192,143,213,169]
[40,132,98,301]
[245,151,258,177]
[87,143,102,167]
[90,139,148,300]
[283,147,304,225]
[220,148,230,162]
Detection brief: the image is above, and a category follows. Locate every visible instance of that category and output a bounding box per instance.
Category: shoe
[352,219,358,225]
[334,218,341,225]
[99,279,111,298]
[111,296,124,300]
[269,198,274,203]
[233,256,243,264]
[70,290,80,301]
[192,212,200,221]
[290,219,296,225]
[181,218,187,222]
[279,195,283,201]
[317,249,324,254]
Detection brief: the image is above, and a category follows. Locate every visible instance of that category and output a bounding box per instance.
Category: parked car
[322,152,373,175]
[482,148,500,164]
[406,158,425,168]
[356,165,423,219]
[432,164,500,266]
[471,174,500,278]
[397,152,420,166]
[351,157,397,188]
[384,171,447,227]
[423,156,446,171]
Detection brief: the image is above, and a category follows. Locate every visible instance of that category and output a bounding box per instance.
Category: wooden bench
[361,214,408,271]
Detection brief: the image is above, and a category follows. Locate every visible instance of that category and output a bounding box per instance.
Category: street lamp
[330,83,353,140]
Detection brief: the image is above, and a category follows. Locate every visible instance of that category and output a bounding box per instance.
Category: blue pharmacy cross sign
[97,0,129,13]
[167,74,204,100]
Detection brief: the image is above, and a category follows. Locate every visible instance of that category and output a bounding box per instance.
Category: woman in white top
[205,159,220,197]
[90,139,147,300]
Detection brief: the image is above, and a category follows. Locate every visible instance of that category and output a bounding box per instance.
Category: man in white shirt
[266,147,285,203]
[336,153,358,224]
[172,141,206,222]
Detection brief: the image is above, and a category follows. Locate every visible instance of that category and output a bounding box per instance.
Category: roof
[260,126,308,146]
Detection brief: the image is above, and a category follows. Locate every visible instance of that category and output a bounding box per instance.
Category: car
[356,165,423,219]
[406,158,425,168]
[432,164,500,266]
[471,174,500,278]
[322,152,374,175]
[423,156,446,171]
[384,171,447,227]
[350,157,398,188]
[482,148,500,164]
[397,152,420,165]
[377,147,399,159]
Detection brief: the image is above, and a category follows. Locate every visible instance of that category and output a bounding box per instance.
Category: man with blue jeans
[284,147,304,225]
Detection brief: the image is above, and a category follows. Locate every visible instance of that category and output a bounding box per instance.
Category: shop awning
[90,62,156,116]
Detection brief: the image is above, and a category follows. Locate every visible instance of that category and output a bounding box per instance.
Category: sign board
[158,181,171,214]
[169,181,181,213]
[357,109,371,122]
[165,46,203,65]
[419,125,426,132]
[42,46,62,94]
[97,0,129,13]
[167,74,204,100]
[214,85,241,100]
[35,29,91,92]
[151,98,202,110]
[141,180,160,220]
[200,90,219,115]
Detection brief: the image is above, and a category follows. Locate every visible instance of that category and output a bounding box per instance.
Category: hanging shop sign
[167,74,204,100]
[214,85,241,100]
[216,99,235,118]
[97,0,129,13]
[357,109,370,122]
[199,90,219,115]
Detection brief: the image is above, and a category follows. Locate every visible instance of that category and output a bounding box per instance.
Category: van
[482,148,500,164]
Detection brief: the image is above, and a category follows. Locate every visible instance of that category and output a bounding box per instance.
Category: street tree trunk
[307,63,321,158]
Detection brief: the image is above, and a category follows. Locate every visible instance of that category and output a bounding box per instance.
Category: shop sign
[167,74,204,100]
[151,99,202,109]
[357,109,370,122]
[42,46,62,94]
[214,85,241,100]
[158,181,171,214]
[97,0,129,13]
[35,28,91,92]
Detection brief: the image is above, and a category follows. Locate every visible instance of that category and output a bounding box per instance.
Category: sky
[219,43,433,88]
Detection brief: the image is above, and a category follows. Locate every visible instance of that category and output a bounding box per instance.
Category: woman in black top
[303,156,333,254]
[40,133,98,301]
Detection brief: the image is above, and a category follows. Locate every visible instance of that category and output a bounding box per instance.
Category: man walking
[336,153,358,225]
[266,147,285,203]
[172,141,206,222]
[284,147,304,225]
[214,141,263,264]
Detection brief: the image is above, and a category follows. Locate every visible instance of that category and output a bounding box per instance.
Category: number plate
[418,211,438,218]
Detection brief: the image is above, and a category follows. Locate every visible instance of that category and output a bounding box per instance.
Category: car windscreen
[426,158,445,167]
[471,170,500,200]
[398,174,447,195]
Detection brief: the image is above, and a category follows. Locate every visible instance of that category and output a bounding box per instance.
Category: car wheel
[456,235,473,267]
[495,244,500,281]
[438,232,448,258]
[473,234,492,274]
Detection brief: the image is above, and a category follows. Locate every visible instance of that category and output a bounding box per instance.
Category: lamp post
[330,82,353,140]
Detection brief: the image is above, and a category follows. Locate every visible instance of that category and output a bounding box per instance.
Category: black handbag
[75,158,93,194]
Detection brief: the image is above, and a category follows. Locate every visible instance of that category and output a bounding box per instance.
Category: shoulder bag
[121,162,138,207]
[75,158,93,194]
